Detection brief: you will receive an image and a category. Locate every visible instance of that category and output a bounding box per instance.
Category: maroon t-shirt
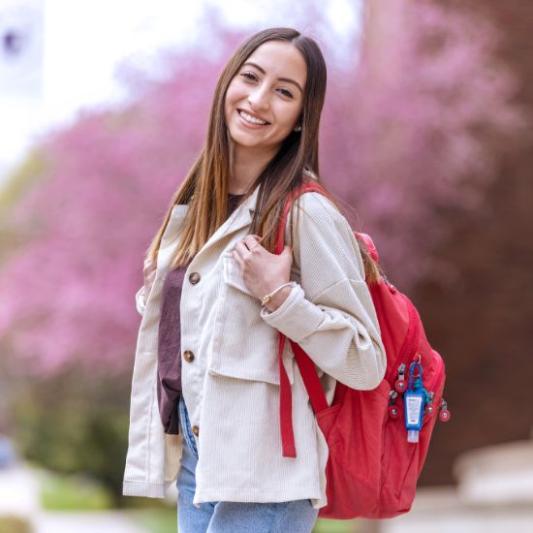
[157,193,245,434]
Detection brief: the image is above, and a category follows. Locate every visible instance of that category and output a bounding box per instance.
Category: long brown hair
[145,27,379,282]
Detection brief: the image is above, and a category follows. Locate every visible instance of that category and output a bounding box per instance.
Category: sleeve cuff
[135,286,146,316]
[122,479,167,498]
[260,283,324,343]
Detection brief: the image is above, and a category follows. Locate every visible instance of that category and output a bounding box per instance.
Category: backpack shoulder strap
[274,179,334,457]
[355,232,380,263]
[274,180,331,254]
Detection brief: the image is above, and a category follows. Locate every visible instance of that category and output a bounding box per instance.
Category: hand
[231,234,293,306]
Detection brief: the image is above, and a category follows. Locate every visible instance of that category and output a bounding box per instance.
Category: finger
[232,249,244,269]
[234,240,251,259]
[243,235,264,253]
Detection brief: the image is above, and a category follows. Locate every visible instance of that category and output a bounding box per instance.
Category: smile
[237,109,270,126]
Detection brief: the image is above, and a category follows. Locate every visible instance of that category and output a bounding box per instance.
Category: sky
[0,0,361,184]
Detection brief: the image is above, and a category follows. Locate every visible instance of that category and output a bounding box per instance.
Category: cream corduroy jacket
[122,182,386,510]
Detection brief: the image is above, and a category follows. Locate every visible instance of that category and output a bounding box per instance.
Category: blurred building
[0,0,44,184]
[0,0,42,99]
[0,0,200,187]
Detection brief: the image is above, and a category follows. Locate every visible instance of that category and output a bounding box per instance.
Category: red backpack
[274,181,450,519]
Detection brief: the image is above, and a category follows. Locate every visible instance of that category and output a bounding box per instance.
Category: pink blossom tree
[321,0,524,285]
[0,2,522,377]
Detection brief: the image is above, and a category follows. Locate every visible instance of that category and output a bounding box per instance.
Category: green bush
[10,364,132,507]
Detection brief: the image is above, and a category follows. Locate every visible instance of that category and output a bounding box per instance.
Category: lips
[237,108,271,125]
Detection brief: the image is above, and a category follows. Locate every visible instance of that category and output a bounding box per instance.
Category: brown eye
[278,88,294,98]
[241,71,257,81]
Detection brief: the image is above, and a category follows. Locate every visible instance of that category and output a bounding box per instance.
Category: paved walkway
[33,511,147,533]
[0,463,147,532]
[379,487,533,533]
[0,464,40,516]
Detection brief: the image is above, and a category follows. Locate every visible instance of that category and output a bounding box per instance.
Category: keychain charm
[439,399,451,422]
[394,363,407,393]
[425,391,435,416]
[404,358,429,443]
[388,390,400,419]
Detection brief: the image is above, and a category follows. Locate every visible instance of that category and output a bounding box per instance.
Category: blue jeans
[176,395,319,533]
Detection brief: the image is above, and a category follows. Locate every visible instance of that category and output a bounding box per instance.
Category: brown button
[183,350,195,363]
[192,425,199,436]
[189,272,201,285]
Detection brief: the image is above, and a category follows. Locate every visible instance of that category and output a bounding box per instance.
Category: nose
[247,84,270,112]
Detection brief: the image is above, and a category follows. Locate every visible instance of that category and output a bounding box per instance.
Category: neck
[228,140,278,194]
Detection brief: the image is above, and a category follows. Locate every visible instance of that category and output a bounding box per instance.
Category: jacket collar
[168,182,261,261]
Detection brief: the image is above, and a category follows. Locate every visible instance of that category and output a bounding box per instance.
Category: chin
[229,135,264,148]
[228,126,264,148]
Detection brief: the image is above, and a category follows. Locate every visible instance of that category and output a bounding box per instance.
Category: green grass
[313,518,359,533]
[125,509,176,533]
[38,470,114,511]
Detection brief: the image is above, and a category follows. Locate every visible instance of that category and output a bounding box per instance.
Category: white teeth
[239,110,268,125]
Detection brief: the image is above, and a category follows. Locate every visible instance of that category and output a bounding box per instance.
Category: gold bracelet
[260,282,295,307]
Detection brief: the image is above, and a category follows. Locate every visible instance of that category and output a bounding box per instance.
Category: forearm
[260,280,386,390]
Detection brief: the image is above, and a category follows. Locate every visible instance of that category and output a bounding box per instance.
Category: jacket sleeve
[135,286,147,316]
[134,256,157,317]
[259,191,386,390]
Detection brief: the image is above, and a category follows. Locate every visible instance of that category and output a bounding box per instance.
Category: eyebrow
[241,61,304,95]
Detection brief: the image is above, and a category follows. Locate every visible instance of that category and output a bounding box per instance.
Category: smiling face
[224,40,307,155]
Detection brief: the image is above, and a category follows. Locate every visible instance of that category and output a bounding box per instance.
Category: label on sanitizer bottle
[403,359,429,443]
[404,390,425,443]
[405,395,424,426]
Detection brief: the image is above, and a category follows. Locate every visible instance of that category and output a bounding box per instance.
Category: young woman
[122,27,386,533]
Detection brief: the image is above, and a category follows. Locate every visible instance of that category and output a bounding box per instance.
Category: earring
[293,125,302,132]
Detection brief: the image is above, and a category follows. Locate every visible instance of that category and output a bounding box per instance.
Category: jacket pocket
[222,252,255,295]
[207,253,295,386]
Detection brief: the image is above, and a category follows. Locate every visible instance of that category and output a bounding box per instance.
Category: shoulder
[290,190,354,243]
[293,189,339,217]
[294,170,340,219]
[287,189,366,285]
